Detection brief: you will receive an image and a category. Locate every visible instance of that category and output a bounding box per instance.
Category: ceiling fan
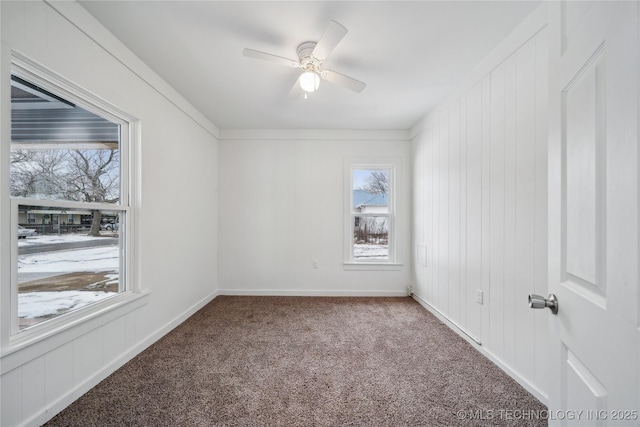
[243,21,366,98]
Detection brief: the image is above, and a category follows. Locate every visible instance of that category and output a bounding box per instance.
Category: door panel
[563,47,605,294]
[564,348,607,414]
[547,1,639,425]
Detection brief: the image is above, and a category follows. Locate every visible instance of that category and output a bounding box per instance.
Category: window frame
[343,158,402,270]
[4,54,143,347]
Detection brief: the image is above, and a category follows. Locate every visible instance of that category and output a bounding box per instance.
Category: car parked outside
[100,222,119,231]
[18,225,37,239]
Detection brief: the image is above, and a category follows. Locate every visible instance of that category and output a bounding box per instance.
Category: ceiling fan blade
[320,69,366,93]
[312,21,348,61]
[243,48,299,68]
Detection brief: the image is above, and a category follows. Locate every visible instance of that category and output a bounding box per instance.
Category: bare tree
[10,148,119,236]
[64,150,119,236]
[359,171,388,195]
[10,149,68,198]
[64,150,119,202]
[354,217,388,244]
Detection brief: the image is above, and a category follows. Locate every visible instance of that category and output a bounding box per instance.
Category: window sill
[1,290,150,373]
[343,262,403,271]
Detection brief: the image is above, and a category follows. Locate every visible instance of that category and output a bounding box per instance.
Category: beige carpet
[45,296,547,426]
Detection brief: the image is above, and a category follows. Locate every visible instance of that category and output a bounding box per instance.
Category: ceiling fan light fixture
[299,71,320,93]
[244,21,366,97]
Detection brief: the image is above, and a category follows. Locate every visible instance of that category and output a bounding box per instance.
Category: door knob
[528,293,558,315]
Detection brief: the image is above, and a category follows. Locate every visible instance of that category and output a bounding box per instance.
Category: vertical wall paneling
[465,82,483,341]
[459,98,468,330]
[439,114,449,313]
[412,130,425,283]
[425,127,434,301]
[44,344,74,406]
[533,29,549,390]
[430,125,437,304]
[502,51,518,368]
[481,76,492,347]
[489,60,506,355]
[102,314,129,364]
[448,101,461,324]
[1,366,22,426]
[432,123,440,307]
[21,357,45,422]
[72,330,103,386]
[411,25,549,400]
[293,142,314,285]
[513,37,537,381]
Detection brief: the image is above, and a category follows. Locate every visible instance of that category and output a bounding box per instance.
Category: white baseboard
[411,292,548,406]
[26,290,220,427]
[217,289,408,297]
[411,291,482,345]
[480,347,549,405]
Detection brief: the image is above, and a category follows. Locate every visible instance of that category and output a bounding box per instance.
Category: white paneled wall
[411,20,549,400]
[218,133,411,296]
[0,2,219,426]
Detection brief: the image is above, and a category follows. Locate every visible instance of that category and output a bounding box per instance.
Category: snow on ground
[18,234,119,320]
[18,246,119,273]
[19,291,116,318]
[354,244,389,260]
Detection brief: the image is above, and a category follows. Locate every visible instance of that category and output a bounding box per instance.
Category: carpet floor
[45,296,547,426]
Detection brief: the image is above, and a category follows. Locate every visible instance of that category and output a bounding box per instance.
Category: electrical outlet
[476,289,484,305]
[313,259,319,269]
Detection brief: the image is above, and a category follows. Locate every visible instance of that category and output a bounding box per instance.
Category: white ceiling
[79,1,540,131]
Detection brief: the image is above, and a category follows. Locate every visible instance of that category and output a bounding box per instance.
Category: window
[9,59,134,334]
[344,160,401,269]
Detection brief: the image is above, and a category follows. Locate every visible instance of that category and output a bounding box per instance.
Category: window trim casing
[3,52,143,351]
[343,157,403,271]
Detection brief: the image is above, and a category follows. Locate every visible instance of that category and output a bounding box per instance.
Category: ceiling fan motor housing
[243,21,366,95]
[297,42,322,72]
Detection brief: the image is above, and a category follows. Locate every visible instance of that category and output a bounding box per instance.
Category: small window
[352,169,390,260]
[344,161,400,268]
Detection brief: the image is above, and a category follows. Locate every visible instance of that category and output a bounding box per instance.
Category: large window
[345,161,400,269]
[9,60,133,334]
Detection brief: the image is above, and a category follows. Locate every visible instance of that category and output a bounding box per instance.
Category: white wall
[0,1,553,425]
[410,6,550,401]
[0,2,219,426]
[218,130,411,296]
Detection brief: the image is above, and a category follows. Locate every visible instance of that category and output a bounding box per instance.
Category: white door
[545,1,639,425]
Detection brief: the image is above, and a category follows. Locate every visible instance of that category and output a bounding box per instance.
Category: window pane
[10,75,121,203]
[353,169,388,214]
[17,204,123,330]
[353,215,389,260]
